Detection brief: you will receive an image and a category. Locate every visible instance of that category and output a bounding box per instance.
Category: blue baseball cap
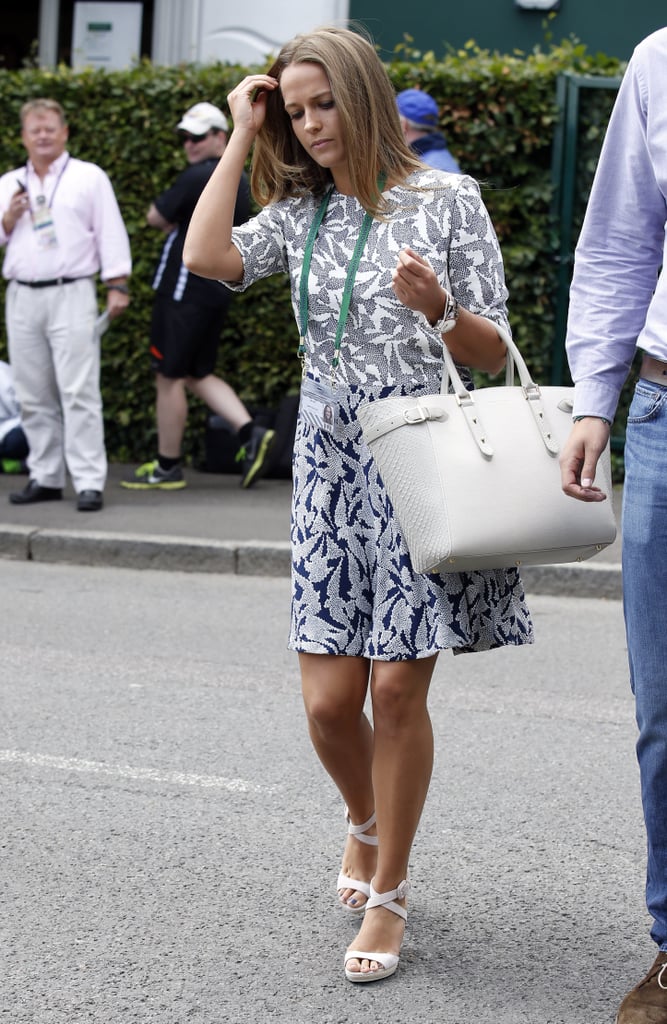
[396,89,439,128]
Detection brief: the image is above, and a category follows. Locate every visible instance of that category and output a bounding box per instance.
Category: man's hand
[559,417,611,502]
[1,186,30,235]
[105,284,130,320]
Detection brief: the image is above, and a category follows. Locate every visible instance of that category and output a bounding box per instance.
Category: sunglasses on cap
[178,131,210,144]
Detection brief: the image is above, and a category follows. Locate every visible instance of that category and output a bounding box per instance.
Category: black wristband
[573,414,611,426]
[106,284,129,294]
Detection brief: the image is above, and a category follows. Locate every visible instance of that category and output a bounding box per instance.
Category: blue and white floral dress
[229,169,534,660]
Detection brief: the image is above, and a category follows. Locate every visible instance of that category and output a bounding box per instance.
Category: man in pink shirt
[0,97,131,512]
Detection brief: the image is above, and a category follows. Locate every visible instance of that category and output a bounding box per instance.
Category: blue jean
[622,376,667,950]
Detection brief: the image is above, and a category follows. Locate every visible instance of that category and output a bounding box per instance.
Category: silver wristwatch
[432,291,459,334]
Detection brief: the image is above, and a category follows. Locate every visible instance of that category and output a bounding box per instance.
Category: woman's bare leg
[346,654,437,976]
[299,652,377,909]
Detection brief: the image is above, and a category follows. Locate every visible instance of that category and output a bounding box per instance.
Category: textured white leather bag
[356,324,617,573]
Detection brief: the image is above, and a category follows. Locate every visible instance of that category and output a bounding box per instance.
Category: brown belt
[640,353,667,386]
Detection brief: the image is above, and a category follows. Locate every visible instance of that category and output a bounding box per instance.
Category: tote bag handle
[439,320,562,457]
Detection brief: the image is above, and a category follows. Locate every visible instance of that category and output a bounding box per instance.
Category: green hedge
[0,41,624,464]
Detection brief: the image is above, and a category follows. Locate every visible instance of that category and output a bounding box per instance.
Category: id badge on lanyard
[300,376,339,434]
[26,155,70,251]
[32,195,59,250]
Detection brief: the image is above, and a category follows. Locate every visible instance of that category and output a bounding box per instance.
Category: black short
[149,294,228,379]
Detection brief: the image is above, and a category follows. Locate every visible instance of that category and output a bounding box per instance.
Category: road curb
[0,523,620,597]
[0,525,292,576]
[0,523,32,560]
[520,559,622,600]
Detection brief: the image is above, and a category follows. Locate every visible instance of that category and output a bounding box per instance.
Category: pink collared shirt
[0,151,131,282]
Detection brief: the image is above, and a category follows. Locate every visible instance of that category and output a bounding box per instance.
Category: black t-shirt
[152,158,250,307]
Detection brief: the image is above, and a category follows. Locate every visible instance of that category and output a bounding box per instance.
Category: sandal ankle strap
[345,806,379,847]
[367,879,409,920]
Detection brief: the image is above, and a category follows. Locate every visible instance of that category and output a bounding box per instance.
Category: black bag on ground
[263,394,299,479]
[200,415,241,474]
[199,394,299,479]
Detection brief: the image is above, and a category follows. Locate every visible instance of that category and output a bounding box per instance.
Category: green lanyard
[297,186,378,376]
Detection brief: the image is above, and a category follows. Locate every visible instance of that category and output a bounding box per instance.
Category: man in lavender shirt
[0,98,131,512]
[560,29,667,1024]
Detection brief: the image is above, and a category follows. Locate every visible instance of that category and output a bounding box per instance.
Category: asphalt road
[0,562,652,1024]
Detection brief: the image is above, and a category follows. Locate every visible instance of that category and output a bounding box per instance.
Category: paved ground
[0,562,649,1024]
[0,463,623,597]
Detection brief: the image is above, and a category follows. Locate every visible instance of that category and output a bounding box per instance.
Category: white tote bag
[356,325,617,573]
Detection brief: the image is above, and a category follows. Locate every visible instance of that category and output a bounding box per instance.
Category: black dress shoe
[9,480,63,505]
[77,489,103,512]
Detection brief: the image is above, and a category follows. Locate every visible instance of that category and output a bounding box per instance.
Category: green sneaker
[1,459,23,474]
[236,426,276,489]
[120,460,187,490]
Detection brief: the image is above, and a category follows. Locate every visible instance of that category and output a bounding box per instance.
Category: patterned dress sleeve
[446,175,511,335]
[225,201,290,292]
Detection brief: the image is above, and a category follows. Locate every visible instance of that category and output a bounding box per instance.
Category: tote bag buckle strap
[403,404,444,425]
[361,404,446,444]
[523,383,561,455]
[456,393,494,457]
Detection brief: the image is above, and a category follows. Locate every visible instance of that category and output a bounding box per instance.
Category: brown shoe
[616,952,667,1023]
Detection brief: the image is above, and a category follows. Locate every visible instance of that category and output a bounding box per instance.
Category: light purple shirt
[0,151,131,283]
[566,28,667,422]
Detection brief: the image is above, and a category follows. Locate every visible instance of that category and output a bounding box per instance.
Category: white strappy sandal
[336,808,378,914]
[344,879,409,983]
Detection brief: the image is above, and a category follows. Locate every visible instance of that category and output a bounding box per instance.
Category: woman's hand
[184,73,279,284]
[391,247,446,323]
[392,247,506,374]
[226,74,279,139]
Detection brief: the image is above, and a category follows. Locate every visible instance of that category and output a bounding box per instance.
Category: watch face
[437,296,459,333]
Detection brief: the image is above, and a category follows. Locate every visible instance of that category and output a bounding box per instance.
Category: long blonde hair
[251,26,422,216]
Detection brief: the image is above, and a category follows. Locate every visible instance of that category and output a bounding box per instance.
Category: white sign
[515,0,560,8]
[72,2,143,70]
[195,0,349,65]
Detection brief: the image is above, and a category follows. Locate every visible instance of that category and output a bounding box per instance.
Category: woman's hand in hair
[227,74,279,139]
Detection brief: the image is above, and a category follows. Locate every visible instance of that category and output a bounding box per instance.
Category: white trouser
[5,279,107,492]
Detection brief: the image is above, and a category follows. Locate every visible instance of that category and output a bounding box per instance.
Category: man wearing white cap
[122,102,275,492]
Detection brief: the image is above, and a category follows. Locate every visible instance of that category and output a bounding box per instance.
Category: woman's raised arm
[183,74,279,283]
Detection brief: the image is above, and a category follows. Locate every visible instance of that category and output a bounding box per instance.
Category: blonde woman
[184,25,533,983]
